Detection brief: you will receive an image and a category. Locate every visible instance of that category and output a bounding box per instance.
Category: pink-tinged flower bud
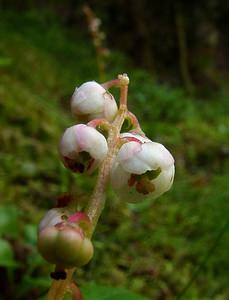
[59,124,108,173]
[38,208,71,233]
[38,222,94,268]
[111,133,175,202]
[71,81,118,122]
[68,212,91,236]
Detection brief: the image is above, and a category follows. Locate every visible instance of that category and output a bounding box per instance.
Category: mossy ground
[0,11,228,300]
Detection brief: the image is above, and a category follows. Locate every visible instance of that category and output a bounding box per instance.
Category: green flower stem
[86,75,129,233]
[46,74,129,300]
[86,105,127,232]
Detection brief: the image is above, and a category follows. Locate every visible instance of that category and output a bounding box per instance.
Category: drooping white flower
[59,124,108,173]
[71,81,118,122]
[111,133,175,202]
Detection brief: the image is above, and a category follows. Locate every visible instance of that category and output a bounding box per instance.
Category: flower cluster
[59,79,175,202]
[37,75,175,277]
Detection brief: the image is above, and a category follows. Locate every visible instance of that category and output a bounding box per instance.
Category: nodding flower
[59,124,108,173]
[111,132,175,202]
[71,81,118,122]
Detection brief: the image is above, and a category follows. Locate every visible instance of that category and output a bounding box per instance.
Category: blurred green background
[0,1,228,299]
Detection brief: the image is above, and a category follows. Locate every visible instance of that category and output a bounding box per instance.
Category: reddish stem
[87,118,110,129]
[70,282,84,300]
[101,79,120,89]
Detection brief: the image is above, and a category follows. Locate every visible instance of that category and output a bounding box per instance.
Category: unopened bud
[38,222,93,268]
[71,81,118,122]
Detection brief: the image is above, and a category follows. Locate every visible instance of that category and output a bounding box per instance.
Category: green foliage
[81,284,148,300]
[0,10,228,300]
[0,56,12,67]
[0,238,18,268]
[0,206,20,237]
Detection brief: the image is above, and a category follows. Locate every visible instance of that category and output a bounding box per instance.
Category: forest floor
[0,11,228,300]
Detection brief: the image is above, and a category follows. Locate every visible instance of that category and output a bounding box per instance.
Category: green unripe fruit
[37,226,59,264]
[77,237,94,265]
[37,223,94,268]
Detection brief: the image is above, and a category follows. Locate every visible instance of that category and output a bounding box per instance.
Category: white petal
[117,141,142,162]
[135,142,174,171]
[122,155,152,174]
[110,163,130,189]
[71,81,105,115]
[110,164,144,203]
[38,208,69,233]
[103,92,118,121]
[116,138,174,175]
[59,124,108,163]
[75,125,108,161]
[150,164,175,199]
[59,126,81,159]
[120,133,174,170]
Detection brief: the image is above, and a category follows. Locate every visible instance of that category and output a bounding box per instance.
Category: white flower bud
[111,133,175,202]
[59,124,108,173]
[71,81,118,122]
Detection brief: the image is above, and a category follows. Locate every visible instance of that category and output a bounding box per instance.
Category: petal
[117,141,142,162]
[117,139,174,175]
[122,154,152,174]
[38,208,69,233]
[71,81,105,115]
[103,92,118,121]
[110,162,130,189]
[75,125,108,161]
[59,126,81,159]
[136,142,174,171]
[150,164,175,199]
